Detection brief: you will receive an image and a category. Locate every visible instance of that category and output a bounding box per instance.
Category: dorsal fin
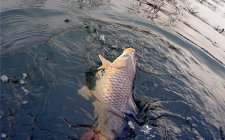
[98,55,111,69]
[78,86,93,100]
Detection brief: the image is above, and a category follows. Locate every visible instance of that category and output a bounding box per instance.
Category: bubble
[19,79,26,85]
[21,87,30,94]
[22,73,28,79]
[128,121,135,130]
[100,35,105,42]
[22,101,28,104]
[140,124,152,134]
[1,75,9,83]
[1,132,7,138]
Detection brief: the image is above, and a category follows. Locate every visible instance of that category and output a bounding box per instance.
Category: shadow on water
[1,3,225,140]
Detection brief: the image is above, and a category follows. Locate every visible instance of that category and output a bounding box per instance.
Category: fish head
[112,48,136,71]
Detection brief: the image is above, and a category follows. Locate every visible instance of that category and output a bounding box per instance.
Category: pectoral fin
[125,95,138,116]
[78,86,93,100]
[98,55,111,69]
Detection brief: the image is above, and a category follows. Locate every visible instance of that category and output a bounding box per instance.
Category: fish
[79,48,137,140]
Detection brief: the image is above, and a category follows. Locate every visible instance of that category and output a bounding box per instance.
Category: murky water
[1,0,225,139]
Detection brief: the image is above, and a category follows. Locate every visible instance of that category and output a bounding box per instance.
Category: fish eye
[123,54,129,57]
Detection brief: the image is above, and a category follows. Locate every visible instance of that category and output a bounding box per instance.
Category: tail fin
[81,128,100,140]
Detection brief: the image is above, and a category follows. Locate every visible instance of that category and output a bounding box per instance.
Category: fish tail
[80,128,100,140]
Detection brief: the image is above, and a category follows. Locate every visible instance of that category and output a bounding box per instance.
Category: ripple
[1,5,225,140]
[0,8,77,54]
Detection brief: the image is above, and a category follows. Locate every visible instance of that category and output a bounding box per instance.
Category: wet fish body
[80,48,137,140]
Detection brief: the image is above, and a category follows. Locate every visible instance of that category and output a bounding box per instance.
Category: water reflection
[1,0,225,139]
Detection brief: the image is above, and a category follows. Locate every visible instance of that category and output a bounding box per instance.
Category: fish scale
[100,68,133,112]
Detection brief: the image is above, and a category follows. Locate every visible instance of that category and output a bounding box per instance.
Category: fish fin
[112,60,126,68]
[81,128,101,140]
[126,95,138,116]
[93,101,124,119]
[78,86,93,100]
[98,55,111,69]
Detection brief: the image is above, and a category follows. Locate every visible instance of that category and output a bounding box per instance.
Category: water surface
[1,0,225,139]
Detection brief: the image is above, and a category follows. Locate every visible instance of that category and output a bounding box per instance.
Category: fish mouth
[124,47,135,53]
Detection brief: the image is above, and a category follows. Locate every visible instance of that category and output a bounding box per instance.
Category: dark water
[1,0,225,139]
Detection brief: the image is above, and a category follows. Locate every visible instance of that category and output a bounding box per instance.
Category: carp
[80,48,137,140]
